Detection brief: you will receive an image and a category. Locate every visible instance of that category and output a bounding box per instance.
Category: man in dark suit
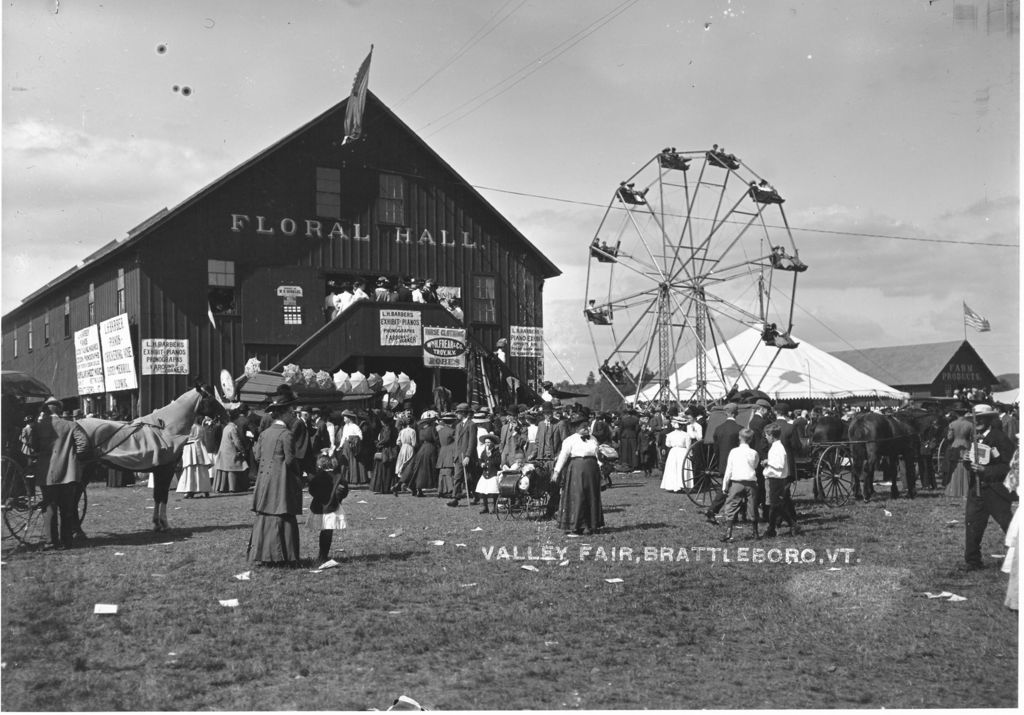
[34,397,89,549]
[447,403,479,507]
[702,402,742,524]
[747,399,774,522]
[765,403,802,537]
[963,404,1016,569]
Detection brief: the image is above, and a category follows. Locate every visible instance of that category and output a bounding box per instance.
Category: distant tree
[586,371,596,386]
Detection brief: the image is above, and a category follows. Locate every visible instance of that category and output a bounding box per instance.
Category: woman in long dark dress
[370,411,397,494]
[248,393,303,564]
[552,413,605,535]
[406,413,439,496]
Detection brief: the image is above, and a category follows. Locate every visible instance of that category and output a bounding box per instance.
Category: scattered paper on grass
[388,533,398,538]
[388,610,403,615]
[145,506,154,510]
[375,517,388,520]
[559,560,570,566]
[174,507,182,510]
[317,560,340,570]
[460,583,477,588]
[566,534,580,539]
[521,565,539,572]
[992,553,1006,558]
[471,527,483,532]
[219,599,239,608]
[168,652,177,656]
[94,604,118,615]
[158,542,174,546]
[923,591,953,599]
[948,594,967,602]
[114,552,125,556]
[357,500,368,504]
[605,578,624,584]
[827,567,841,571]
[544,641,558,647]
[883,510,893,517]
[234,571,252,581]
[456,543,467,548]
[430,540,445,546]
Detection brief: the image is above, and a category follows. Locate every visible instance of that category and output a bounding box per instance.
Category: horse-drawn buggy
[681,402,945,509]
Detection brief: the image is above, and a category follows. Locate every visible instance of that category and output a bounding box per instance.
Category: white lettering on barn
[230,214,478,248]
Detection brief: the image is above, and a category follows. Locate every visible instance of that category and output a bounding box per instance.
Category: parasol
[382,371,399,395]
[367,373,383,392]
[348,370,369,394]
[333,370,351,394]
[405,379,417,398]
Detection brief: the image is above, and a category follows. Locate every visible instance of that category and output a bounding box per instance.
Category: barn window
[44,312,51,346]
[208,259,236,315]
[316,167,342,219]
[377,173,405,225]
[116,268,126,314]
[28,321,34,352]
[64,296,71,338]
[470,275,497,324]
[87,283,95,324]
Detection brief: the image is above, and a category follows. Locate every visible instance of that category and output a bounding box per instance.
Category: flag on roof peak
[343,46,373,145]
[963,301,991,332]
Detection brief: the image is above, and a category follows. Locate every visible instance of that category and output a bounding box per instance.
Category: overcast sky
[3,0,1019,383]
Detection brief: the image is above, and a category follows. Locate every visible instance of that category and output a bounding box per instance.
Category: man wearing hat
[963,403,1016,570]
[34,396,90,549]
[374,276,392,302]
[447,403,479,507]
[494,338,508,364]
[324,280,338,322]
[395,276,414,303]
[748,399,774,522]
[410,278,425,303]
[703,402,743,524]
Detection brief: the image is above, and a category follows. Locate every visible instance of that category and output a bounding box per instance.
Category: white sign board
[100,314,138,392]
[74,324,105,395]
[141,339,190,375]
[379,309,422,346]
[422,326,467,368]
[510,325,543,358]
[275,285,304,298]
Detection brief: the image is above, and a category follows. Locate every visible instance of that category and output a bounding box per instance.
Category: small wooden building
[830,340,999,398]
[1,92,560,415]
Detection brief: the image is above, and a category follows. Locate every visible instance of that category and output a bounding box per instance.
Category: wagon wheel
[496,497,514,520]
[684,442,721,508]
[815,444,853,507]
[934,437,949,488]
[76,486,88,528]
[2,456,43,545]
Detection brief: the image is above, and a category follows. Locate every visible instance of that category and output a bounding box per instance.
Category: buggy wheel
[684,443,721,508]
[816,445,853,507]
[2,456,43,545]
[934,438,949,487]
[76,485,88,528]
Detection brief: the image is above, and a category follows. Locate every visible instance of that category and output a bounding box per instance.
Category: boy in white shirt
[763,424,801,537]
[720,428,760,542]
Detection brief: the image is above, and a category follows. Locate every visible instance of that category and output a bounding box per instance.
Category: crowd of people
[323,276,463,323]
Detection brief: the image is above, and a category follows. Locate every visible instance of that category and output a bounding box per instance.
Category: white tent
[637,328,908,401]
[993,388,1019,404]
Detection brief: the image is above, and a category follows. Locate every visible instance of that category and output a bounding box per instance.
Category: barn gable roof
[5,91,558,321]
[829,340,997,387]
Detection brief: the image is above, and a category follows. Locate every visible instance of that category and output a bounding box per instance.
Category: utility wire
[470,184,1019,249]
[421,0,642,137]
[395,0,527,108]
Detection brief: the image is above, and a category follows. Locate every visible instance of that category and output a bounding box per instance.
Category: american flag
[343,46,373,144]
[963,301,991,332]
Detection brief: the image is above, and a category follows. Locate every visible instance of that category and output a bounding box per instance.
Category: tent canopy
[638,328,908,402]
[993,388,1019,405]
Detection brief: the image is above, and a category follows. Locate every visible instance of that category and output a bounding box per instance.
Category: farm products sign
[141,339,189,375]
[510,326,543,358]
[74,324,105,395]
[423,326,467,368]
[380,309,421,346]
[100,314,138,392]
[940,362,984,385]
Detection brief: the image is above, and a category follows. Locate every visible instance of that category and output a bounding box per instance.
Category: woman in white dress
[681,410,704,490]
[660,417,690,492]
[177,416,214,498]
[393,415,417,495]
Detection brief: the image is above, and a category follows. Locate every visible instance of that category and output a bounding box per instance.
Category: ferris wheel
[584,145,807,406]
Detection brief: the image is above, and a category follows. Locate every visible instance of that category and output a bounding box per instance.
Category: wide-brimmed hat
[454,402,471,413]
[755,399,773,409]
[670,416,687,426]
[478,432,499,443]
[44,396,61,407]
[973,403,998,418]
[439,412,458,422]
[420,409,439,421]
[723,402,739,416]
[496,338,508,347]
[340,409,358,420]
[377,276,390,286]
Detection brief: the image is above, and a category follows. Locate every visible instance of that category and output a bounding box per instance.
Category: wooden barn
[829,340,999,398]
[1,91,560,416]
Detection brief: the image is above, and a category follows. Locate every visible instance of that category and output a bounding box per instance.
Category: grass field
[1,473,1018,710]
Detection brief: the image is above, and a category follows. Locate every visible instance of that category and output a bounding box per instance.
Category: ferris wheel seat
[585,309,612,325]
[589,244,619,262]
[616,183,649,205]
[706,150,740,170]
[658,151,690,171]
[749,187,785,204]
[769,249,807,272]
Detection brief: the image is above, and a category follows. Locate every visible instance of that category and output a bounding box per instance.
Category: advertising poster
[422,326,467,368]
[100,313,138,392]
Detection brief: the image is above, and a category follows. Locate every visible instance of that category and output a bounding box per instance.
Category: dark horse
[894,407,948,490]
[847,412,919,501]
[76,384,225,531]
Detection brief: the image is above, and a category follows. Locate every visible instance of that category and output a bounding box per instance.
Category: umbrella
[1,370,53,401]
[333,370,351,393]
[382,371,399,395]
[349,370,369,394]
[397,372,411,393]
[405,379,417,398]
[367,373,383,392]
